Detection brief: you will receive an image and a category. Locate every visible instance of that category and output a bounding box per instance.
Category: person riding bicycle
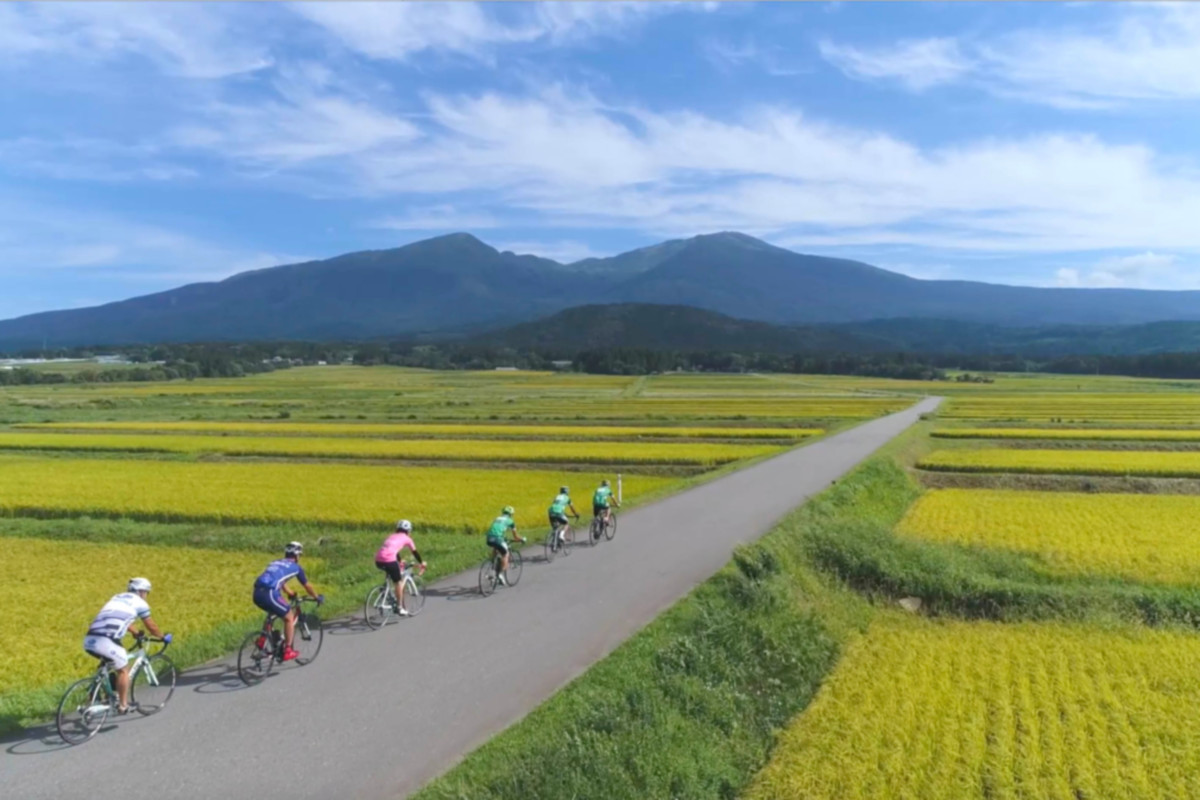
[592,478,620,538]
[375,519,426,616]
[253,542,323,662]
[547,486,580,550]
[486,506,525,586]
[83,577,169,715]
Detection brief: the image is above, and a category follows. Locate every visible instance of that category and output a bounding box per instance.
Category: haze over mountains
[3,232,1200,349]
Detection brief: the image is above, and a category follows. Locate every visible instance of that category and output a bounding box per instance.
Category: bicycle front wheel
[506,549,524,586]
[605,513,618,541]
[479,558,497,597]
[57,677,108,744]
[560,527,574,555]
[364,584,392,630]
[589,517,602,545]
[237,630,275,685]
[402,575,426,617]
[293,611,323,665]
[132,654,177,714]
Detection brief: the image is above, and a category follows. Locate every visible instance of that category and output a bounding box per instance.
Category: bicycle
[364,561,426,629]
[57,634,176,745]
[544,515,580,562]
[237,596,323,685]
[479,538,524,596]
[590,509,618,544]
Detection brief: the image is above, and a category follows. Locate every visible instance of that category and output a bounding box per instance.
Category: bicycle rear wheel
[506,549,524,586]
[293,611,323,665]
[237,630,275,685]
[132,654,177,714]
[605,513,618,541]
[402,575,426,616]
[479,558,497,596]
[543,529,558,563]
[57,677,108,744]
[364,584,393,630]
[589,517,602,545]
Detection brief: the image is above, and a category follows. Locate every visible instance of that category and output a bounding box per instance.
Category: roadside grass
[0,517,484,736]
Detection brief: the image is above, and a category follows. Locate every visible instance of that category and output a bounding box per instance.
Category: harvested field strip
[0,432,780,466]
[19,421,821,441]
[0,536,279,696]
[898,489,1200,585]
[920,448,1200,478]
[934,427,1200,441]
[745,616,1200,800]
[0,456,678,530]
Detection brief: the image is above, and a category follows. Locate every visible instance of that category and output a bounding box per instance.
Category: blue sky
[3,2,1200,319]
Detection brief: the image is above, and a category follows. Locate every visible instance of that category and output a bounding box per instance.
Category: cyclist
[375,519,427,616]
[547,485,580,551]
[253,542,323,662]
[83,577,168,715]
[486,506,525,585]
[592,478,620,539]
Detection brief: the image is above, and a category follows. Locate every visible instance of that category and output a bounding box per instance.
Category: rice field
[0,455,677,530]
[745,616,1200,800]
[18,420,821,441]
[0,431,781,466]
[1,536,279,695]
[919,448,1200,478]
[898,489,1200,585]
[933,427,1200,441]
[942,394,1200,424]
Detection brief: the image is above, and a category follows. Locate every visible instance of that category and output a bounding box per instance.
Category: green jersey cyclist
[592,479,620,540]
[486,506,525,585]
[547,486,580,551]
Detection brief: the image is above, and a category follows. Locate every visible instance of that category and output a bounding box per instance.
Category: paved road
[1,397,940,799]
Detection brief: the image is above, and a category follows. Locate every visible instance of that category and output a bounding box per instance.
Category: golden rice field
[0,431,780,466]
[942,394,1200,423]
[0,455,677,530]
[933,427,1200,441]
[1,536,281,695]
[898,489,1200,585]
[745,616,1200,800]
[919,448,1200,478]
[19,420,821,441]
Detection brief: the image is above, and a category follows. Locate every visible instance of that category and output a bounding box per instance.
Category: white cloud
[491,240,608,264]
[0,2,272,78]
[818,37,972,91]
[820,5,1200,107]
[291,1,680,61]
[702,37,807,77]
[0,137,197,182]
[368,206,503,231]
[1056,252,1193,289]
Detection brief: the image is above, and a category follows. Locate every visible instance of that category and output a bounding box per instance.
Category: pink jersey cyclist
[375,519,426,588]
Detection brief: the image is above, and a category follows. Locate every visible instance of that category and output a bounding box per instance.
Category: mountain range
[3,231,1200,348]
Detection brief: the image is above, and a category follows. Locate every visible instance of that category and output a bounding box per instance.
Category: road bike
[544,515,580,562]
[589,509,618,544]
[364,561,426,629]
[57,634,176,745]
[479,538,524,596]
[237,596,323,685]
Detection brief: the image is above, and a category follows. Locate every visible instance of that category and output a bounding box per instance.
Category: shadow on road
[422,584,484,602]
[325,618,374,636]
[184,663,248,695]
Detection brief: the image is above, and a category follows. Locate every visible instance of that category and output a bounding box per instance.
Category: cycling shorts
[253,585,290,618]
[593,504,609,517]
[83,635,129,670]
[548,512,569,528]
[487,538,509,555]
[376,559,403,583]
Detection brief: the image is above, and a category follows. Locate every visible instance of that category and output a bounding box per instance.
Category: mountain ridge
[4,231,1200,347]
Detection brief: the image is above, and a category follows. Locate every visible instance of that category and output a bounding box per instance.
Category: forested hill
[485,304,1200,358]
[6,231,1200,346]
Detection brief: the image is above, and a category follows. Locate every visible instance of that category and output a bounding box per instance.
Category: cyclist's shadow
[185,663,250,694]
[421,583,485,602]
[3,721,74,755]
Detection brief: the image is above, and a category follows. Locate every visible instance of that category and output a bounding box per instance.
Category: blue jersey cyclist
[253,541,323,662]
[486,506,525,586]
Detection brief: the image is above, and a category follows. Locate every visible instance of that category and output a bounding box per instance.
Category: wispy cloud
[368,206,503,231]
[820,5,1200,108]
[819,37,971,91]
[1055,251,1197,289]
[702,37,807,77]
[490,239,608,263]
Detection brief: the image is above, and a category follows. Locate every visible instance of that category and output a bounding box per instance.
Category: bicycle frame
[83,639,161,715]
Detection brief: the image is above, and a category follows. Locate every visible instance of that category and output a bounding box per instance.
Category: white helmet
[395,519,412,533]
[128,577,152,593]
[284,541,304,557]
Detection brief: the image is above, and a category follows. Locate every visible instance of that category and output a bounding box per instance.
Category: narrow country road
[1,397,940,800]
